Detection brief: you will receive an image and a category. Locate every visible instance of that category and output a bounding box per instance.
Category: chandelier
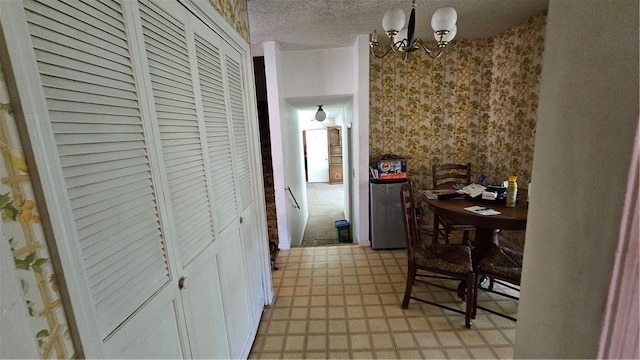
[314,105,326,122]
[369,0,457,59]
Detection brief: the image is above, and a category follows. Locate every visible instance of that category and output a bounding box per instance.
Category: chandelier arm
[370,38,409,58]
[413,38,444,59]
[369,43,395,58]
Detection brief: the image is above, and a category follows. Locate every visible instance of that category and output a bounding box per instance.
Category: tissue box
[377,159,407,180]
[482,191,497,200]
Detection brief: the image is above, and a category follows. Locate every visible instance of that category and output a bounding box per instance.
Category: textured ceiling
[248,0,549,55]
[247,0,548,117]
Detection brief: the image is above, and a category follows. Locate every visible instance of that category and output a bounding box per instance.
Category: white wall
[340,100,353,221]
[282,104,308,247]
[283,47,354,99]
[352,34,370,246]
[515,0,639,358]
[264,42,299,249]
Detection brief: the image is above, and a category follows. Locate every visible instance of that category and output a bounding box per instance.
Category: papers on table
[419,189,465,200]
[459,183,486,198]
[464,206,501,216]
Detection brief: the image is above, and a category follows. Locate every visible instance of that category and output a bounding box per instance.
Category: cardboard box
[377,159,407,180]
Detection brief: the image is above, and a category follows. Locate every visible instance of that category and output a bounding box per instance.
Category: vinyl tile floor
[249,244,518,359]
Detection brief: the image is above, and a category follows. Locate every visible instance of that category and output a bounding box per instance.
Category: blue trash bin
[335,220,351,243]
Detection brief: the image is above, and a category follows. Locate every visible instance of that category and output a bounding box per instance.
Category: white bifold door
[0,0,270,358]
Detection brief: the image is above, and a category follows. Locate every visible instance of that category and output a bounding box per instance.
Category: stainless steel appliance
[369,179,407,249]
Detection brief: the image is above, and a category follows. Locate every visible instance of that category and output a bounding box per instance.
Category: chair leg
[462,230,471,245]
[465,272,474,329]
[432,215,440,244]
[402,263,416,309]
[472,275,478,319]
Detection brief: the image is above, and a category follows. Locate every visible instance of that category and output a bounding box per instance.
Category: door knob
[178,276,187,289]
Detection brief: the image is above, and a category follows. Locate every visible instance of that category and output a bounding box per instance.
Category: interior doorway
[304,129,329,183]
[301,182,345,246]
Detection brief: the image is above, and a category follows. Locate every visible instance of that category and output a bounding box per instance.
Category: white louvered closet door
[138,0,214,269]
[195,36,239,231]
[223,42,266,325]
[191,18,254,358]
[15,0,186,357]
[225,47,254,212]
[137,1,234,358]
[3,0,268,358]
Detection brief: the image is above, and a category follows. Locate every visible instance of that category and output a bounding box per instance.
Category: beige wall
[515,0,639,357]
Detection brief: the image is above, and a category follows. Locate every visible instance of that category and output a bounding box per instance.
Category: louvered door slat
[148,83,193,99]
[67,171,151,201]
[24,0,171,338]
[41,75,134,100]
[163,146,202,160]
[32,39,132,74]
[139,0,214,267]
[57,0,125,32]
[71,181,154,221]
[73,186,154,233]
[65,163,149,193]
[52,122,142,135]
[225,54,253,210]
[87,222,161,282]
[194,34,238,230]
[61,155,147,178]
[79,206,157,250]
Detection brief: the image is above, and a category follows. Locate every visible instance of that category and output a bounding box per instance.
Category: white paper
[464,206,501,216]
[481,191,497,200]
[460,183,486,198]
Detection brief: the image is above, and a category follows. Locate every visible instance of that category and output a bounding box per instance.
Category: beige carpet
[302,182,347,246]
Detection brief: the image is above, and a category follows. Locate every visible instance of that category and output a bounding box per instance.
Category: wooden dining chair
[472,245,522,321]
[432,163,475,244]
[400,182,475,329]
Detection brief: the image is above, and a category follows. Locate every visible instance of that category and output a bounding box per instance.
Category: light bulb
[395,28,408,44]
[431,7,457,32]
[436,25,457,43]
[382,8,406,33]
[315,105,326,122]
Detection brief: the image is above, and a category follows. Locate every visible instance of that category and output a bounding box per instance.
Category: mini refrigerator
[369,179,407,249]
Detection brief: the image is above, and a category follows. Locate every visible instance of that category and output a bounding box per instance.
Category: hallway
[301,182,346,246]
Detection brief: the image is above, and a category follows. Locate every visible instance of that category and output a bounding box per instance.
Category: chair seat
[413,243,473,275]
[478,246,523,283]
[441,220,475,230]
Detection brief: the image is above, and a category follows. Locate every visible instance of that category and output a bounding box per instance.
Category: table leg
[457,228,500,301]
[472,228,500,267]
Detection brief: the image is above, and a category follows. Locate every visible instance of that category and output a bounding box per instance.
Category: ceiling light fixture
[315,105,326,122]
[369,0,457,59]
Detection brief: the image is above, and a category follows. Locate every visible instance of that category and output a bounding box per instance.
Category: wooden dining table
[422,194,528,264]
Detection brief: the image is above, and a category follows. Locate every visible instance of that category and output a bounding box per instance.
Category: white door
[2,0,266,358]
[306,129,329,182]
[136,2,232,358]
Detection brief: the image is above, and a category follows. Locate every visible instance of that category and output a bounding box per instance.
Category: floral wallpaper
[370,13,546,190]
[370,13,546,249]
[0,61,75,358]
[1,2,250,358]
[208,0,250,42]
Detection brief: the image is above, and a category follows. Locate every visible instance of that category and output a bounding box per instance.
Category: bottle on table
[506,175,518,207]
